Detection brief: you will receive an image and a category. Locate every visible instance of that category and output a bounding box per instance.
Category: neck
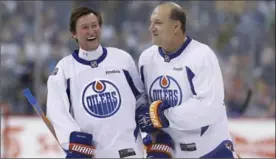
[163,35,186,53]
[79,45,103,61]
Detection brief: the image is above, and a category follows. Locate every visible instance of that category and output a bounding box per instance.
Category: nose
[149,23,155,32]
[88,26,95,34]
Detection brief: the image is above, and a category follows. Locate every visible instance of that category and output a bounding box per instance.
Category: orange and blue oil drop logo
[149,75,182,107]
[82,80,121,118]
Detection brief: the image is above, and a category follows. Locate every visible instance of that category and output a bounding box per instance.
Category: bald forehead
[158,2,182,10]
[152,2,182,19]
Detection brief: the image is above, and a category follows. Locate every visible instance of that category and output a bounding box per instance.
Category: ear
[173,21,181,34]
[72,32,77,39]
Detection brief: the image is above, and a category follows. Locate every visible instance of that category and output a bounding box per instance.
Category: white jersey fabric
[139,36,233,157]
[46,45,144,158]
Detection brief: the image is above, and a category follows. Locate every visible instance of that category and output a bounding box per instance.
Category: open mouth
[87,37,96,41]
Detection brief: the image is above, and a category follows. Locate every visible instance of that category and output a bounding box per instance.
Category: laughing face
[72,13,101,51]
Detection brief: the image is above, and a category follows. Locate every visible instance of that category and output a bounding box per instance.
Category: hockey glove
[136,100,170,133]
[144,130,174,158]
[66,131,95,158]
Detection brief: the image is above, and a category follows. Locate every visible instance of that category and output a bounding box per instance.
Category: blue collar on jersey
[72,47,107,68]
[158,36,192,62]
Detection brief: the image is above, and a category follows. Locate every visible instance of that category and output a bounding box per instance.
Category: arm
[124,55,159,133]
[127,55,145,95]
[164,50,225,130]
[47,63,95,158]
[46,62,81,150]
[124,54,148,104]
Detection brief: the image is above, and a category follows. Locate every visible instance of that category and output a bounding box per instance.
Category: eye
[150,21,162,26]
[82,26,88,29]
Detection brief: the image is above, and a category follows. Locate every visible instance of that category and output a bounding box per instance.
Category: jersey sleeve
[163,48,225,130]
[124,53,148,109]
[138,50,147,85]
[127,54,145,94]
[46,61,81,150]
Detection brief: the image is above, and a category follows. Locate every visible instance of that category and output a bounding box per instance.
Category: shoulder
[55,54,74,70]
[190,39,213,56]
[139,45,158,66]
[188,39,218,64]
[105,47,137,69]
[48,54,73,81]
[186,39,221,73]
[106,47,134,61]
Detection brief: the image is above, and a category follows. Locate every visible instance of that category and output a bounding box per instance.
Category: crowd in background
[0,1,275,118]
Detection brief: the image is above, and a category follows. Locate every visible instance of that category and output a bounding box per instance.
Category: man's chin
[87,42,100,50]
[152,39,161,46]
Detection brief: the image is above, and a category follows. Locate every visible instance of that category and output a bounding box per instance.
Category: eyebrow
[151,18,162,22]
[80,21,98,26]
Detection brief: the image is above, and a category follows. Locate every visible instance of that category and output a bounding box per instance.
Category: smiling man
[70,7,101,52]
[136,2,240,158]
[46,6,174,158]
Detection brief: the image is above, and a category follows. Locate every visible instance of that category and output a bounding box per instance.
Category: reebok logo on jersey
[173,67,183,71]
[106,70,120,74]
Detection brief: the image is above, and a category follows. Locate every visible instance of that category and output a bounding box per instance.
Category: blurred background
[0,0,275,158]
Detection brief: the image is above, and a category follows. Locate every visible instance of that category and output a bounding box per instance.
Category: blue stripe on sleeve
[200,125,209,136]
[140,65,145,84]
[123,69,140,98]
[185,66,197,95]
[66,78,72,113]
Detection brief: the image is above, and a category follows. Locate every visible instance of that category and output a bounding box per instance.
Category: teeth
[87,37,96,40]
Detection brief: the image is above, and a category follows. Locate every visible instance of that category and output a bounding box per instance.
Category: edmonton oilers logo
[149,75,182,107]
[82,80,121,118]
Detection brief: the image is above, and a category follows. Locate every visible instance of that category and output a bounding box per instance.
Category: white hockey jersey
[46,46,144,158]
[139,36,233,157]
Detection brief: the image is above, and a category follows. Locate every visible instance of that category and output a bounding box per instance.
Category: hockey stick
[22,88,66,153]
[240,88,253,115]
